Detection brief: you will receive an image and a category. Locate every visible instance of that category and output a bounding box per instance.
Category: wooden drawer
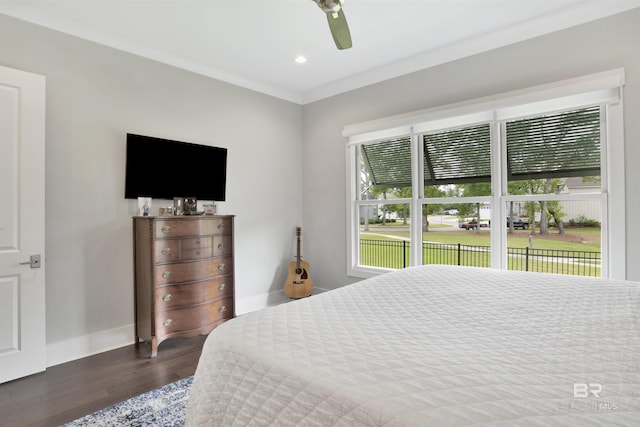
[155,276,233,309]
[181,236,213,261]
[181,246,213,261]
[155,217,231,239]
[213,235,233,257]
[154,257,233,285]
[182,237,212,250]
[153,239,179,263]
[155,297,233,337]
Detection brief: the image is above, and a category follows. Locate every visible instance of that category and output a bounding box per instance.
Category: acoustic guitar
[284,227,313,299]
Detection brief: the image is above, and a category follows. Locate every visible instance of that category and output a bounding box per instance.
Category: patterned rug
[63,375,193,427]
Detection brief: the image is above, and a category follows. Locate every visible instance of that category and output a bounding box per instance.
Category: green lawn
[360,228,601,252]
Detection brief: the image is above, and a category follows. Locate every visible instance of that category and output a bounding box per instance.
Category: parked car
[460,219,478,230]
[507,216,529,229]
[459,219,489,230]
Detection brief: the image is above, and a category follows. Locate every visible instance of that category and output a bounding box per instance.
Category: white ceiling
[2,0,639,104]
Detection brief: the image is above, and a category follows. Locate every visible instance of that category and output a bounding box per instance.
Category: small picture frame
[203,204,216,215]
[138,197,152,216]
[173,197,184,215]
[183,197,197,214]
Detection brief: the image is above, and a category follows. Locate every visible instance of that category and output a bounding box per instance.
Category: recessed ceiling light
[294,55,307,64]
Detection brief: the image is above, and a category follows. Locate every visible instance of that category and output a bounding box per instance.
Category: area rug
[62,375,193,426]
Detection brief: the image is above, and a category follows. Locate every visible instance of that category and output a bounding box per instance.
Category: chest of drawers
[133,215,234,357]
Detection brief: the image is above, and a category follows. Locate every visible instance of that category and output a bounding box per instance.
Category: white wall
[1,14,303,365]
[302,9,640,289]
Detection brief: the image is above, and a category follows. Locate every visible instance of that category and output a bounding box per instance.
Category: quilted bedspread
[186,265,640,426]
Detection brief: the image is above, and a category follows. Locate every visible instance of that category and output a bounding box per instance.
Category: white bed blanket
[186,265,640,426]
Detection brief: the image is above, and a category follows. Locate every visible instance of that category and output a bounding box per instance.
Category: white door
[0,65,46,384]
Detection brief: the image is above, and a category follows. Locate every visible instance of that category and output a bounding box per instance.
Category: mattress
[186,265,640,426]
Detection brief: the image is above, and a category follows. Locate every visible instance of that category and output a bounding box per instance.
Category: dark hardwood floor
[0,336,207,427]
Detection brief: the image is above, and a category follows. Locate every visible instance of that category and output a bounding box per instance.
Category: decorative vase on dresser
[132,215,235,357]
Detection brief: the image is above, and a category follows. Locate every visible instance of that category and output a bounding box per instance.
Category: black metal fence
[359,239,601,277]
[359,239,410,269]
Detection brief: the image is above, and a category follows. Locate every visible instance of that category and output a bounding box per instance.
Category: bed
[186,265,640,426]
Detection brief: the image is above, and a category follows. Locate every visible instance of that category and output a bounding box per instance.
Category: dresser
[133,215,234,357]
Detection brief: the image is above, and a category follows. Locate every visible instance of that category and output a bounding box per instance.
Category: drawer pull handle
[218,283,226,291]
[195,240,200,245]
[162,271,172,279]
[163,319,173,327]
[196,250,200,255]
[161,247,171,255]
[218,264,226,271]
[218,243,224,250]
[162,294,173,302]
[217,223,225,230]
[161,225,171,234]
[219,306,227,313]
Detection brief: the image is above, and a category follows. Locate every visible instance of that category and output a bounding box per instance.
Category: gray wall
[1,14,303,364]
[302,9,640,289]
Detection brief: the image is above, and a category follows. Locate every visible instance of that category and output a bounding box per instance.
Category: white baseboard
[43,293,281,367]
[236,287,330,314]
[235,289,289,315]
[46,324,135,368]
[46,287,333,367]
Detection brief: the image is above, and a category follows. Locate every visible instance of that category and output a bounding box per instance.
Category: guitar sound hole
[296,269,308,280]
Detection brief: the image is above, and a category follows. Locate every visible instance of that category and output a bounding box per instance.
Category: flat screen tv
[124,133,227,201]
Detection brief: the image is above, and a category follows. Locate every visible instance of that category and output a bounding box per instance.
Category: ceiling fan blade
[326,9,352,50]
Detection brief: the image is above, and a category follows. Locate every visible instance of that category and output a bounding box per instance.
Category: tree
[379,196,392,225]
[422,185,445,231]
[538,177,569,235]
[359,160,374,231]
[507,177,571,235]
[514,179,545,234]
[540,178,552,235]
[546,200,566,235]
[455,203,476,221]
[387,187,411,225]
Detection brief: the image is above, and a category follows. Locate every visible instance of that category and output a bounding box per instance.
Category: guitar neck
[295,227,302,268]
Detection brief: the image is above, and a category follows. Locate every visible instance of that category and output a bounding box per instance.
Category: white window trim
[345,69,626,280]
[344,69,624,140]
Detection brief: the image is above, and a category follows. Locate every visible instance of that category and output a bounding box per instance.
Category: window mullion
[599,105,610,279]
[491,118,505,269]
[346,145,359,275]
[410,133,422,267]
[605,101,625,280]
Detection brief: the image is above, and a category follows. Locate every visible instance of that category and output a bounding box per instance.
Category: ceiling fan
[311,0,352,50]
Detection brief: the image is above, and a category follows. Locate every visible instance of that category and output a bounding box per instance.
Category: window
[345,70,625,279]
[503,107,603,276]
[357,137,412,270]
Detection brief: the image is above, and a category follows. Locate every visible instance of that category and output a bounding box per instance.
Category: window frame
[345,69,626,280]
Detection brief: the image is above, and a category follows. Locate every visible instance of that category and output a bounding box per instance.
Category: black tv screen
[124,133,227,201]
